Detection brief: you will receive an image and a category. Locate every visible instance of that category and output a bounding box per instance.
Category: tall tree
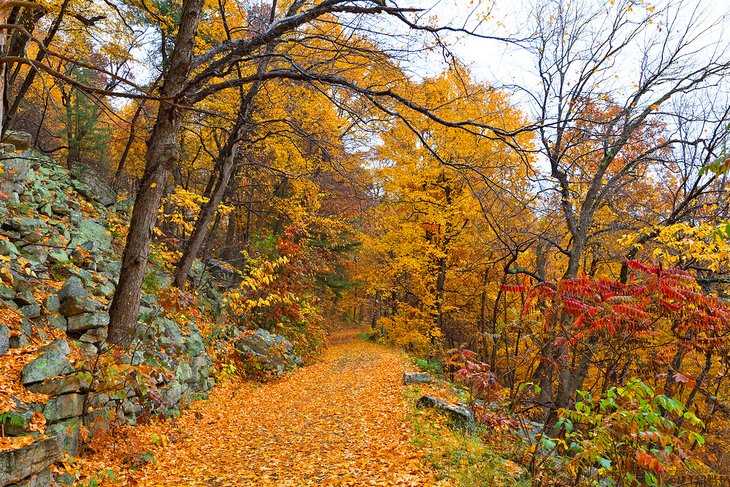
[107,0,206,346]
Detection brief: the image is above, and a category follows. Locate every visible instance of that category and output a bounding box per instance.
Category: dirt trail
[116,330,438,486]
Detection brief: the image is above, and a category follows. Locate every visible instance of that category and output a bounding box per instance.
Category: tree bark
[107,0,205,348]
[0,4,8,136]
[172,131,240,287]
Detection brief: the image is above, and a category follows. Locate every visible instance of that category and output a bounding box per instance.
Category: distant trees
[347,2,730,445]
[357,68,532,354]
[0,0,50,136]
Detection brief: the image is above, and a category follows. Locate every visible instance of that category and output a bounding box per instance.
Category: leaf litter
[76,330,445,486]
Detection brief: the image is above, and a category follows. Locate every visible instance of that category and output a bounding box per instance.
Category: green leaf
[540,435,556,450]
[644,471,658,486]
[689,431,705,446]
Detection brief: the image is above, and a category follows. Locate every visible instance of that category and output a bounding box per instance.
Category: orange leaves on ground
[76,331,438,486]
[0,345,52,414]
[0,434,36,452]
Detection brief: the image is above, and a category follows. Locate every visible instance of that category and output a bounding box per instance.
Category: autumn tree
[513,0,730,415]
[0,0,48,135]
[357,67,533,354]
[103,0,521,347]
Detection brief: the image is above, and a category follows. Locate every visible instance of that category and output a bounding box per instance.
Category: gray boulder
[0,239,19,256]
[416,395,475,431]
[51,200,71,216]
[66,312,109,333]
[43,295,60,313]
[38,202,53,217]
[58,276,87,301]
[43,393,84,423]
[47,249,70,266]
[78,326,108,343]
[19,245,48,265]
[26,374,89,396]
[69,219,113,254]
[59,294,102,316]
[5,217,45,237]
[47,314,67,332]
[161,379,183,407]
[46,417,81,456]
[1,131,32,151]
[70,163,116,207]
[186,332,206,357]
[21,304,41,319]
[0,155,31,184]
[158,318,185,347]
[58,276,102,316]
[20,340,74,384]
[404,372,433,385]
[0,323,8,357]
[175,363,194,384]
[13,290,37,307]
[0,284,15,300]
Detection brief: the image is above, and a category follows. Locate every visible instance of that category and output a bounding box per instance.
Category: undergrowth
[412,356,443,376]
[404,386,529,486]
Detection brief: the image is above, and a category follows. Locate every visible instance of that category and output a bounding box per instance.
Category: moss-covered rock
[0,438,60,486]
[43,393,84,423]
[20,340,74,385]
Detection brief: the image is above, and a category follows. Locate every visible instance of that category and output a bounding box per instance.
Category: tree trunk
[4,0,66,131]
[107,0,205,348]
[478,267,489,362]
[434,254,446,333]
[172,59,268,287]
[0,4,8,137]
[173,133,240,287]
[114,102,144,189]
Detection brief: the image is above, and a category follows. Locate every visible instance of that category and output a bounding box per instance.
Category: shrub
[557,378,711,486]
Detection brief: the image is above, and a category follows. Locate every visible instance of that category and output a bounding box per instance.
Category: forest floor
[76,330,442,486]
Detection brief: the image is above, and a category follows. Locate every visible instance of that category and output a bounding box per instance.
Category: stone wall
[0,147,215,486]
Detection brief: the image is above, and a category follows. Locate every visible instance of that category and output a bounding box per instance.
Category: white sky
[413,0,730,114]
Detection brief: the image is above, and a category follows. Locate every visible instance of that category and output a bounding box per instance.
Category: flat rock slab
[70,163,116,207]
[0,438,61,486]
[416,395,475,431]
[43,393,84,423]
[20,340,73,385]
[234,328,303,377]
[404,371,433,385]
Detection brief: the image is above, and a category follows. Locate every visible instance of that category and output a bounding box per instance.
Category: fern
[0,411,26,430]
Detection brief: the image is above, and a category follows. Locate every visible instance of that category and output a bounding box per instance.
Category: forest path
[116,330,438,486]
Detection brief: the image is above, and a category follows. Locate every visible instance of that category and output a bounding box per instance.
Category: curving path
[110,330,438,486]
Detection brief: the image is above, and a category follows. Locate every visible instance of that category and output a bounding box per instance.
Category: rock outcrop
[235,328,304,378]
[1,131,32,152]
[0,438,60,487]
[403,372,433,385]
[0,149,217,485]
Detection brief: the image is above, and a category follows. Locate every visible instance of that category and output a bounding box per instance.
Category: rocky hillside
[0,143,216,486]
